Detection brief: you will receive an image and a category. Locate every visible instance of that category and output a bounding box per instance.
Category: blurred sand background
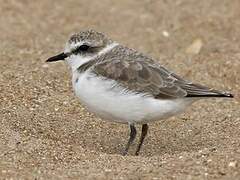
[0,0,240,179]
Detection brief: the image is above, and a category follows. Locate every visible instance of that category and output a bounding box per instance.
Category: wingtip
[225,93,234,98]
[186,91,234,98]
[219,91,234,98]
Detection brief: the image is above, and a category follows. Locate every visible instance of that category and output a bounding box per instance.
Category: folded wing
[92,49,233,99]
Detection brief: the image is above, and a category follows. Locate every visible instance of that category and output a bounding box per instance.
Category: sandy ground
[0,0,240,179]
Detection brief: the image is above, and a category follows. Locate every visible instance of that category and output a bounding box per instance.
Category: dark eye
[78,45,90,51]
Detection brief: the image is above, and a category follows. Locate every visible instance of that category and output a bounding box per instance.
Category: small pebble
[162,31,170,37]
[186,38,203,55]
[228,161,237,168]
[42,64,49,68]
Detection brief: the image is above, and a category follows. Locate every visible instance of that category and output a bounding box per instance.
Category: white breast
[72,71,195,124]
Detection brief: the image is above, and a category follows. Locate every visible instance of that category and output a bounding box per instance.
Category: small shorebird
[46,30,233,155]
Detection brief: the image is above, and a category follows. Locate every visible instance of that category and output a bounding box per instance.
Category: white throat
[65,42,118,72]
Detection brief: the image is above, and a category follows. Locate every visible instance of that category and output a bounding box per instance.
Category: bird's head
[46,29,116,71]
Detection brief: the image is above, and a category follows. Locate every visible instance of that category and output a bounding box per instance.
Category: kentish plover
[46,30,233,155]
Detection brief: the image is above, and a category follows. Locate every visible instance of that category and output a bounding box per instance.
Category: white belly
[72,71,195,124]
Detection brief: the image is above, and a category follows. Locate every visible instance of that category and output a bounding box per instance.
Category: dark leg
[135,124,148,156]
[122,124,137,156]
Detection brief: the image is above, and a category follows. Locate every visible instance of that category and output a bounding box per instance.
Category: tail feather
[186,89,234,98]
[186,93,234,98]
[182,83,234,98]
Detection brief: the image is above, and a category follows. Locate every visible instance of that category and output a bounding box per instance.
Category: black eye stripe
[77,45,90,51]
[72,45,100,55]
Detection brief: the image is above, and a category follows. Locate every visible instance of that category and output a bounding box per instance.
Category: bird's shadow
[65,118,219,157]
[18,110,227,158]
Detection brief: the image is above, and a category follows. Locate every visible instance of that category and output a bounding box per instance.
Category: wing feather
[90,46,230,99]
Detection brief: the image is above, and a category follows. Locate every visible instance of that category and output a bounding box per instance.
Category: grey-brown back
[78,45,233,99]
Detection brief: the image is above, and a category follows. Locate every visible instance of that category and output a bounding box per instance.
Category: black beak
[46,52,67,62]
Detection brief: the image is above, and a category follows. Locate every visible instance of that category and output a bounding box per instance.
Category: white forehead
[64,41,84,54]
